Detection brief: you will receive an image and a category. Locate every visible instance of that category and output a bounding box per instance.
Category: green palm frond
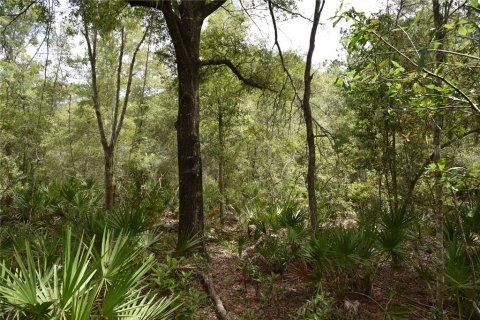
[0,227,176,319]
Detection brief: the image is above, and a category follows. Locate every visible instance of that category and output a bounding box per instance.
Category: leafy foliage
[0,227,177,319]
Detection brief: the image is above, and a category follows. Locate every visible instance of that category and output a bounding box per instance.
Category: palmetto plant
[0,227,177,319]
[303,226,377,292]
[376,209,413,266]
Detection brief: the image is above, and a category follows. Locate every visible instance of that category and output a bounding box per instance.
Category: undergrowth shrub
[294,291,340,320]
[304,226,377,295]
[376,208,414,266]
[152,256,206,320]
[243,198,309,274]
[441,202,480,318]
[0,227,177,319]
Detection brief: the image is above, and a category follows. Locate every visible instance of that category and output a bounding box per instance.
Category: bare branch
[1,1,38,44]
[267,0,302,104]
[269,0,313,22]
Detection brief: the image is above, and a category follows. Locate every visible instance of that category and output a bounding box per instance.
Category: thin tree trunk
[383,111,393,211]
[433,114,444,315]
[391,124,398,212]
[67,94,74,169]
[82,13,147,212]
[129,34,151,161]
[104,148,115,211]
[218,97,225,224]
[302,0,325,237]
[431,0,447,315]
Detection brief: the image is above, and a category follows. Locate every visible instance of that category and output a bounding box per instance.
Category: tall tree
[125,0,227,246]
[301,0,325,236]
[125,0,271,248]
[78,0,148,210]
[267,0,326,236]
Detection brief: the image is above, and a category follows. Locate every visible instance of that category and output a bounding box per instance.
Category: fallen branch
[198,271,231,320]
[241,233,265,258]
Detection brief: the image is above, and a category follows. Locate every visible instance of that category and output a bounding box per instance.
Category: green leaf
[391,61,402,69]
[425,84,443,92]
[417,48,426,73]
[438,158,446,171]
[458,26,468,36]
[413,83,426,94]
[471,0,479,8]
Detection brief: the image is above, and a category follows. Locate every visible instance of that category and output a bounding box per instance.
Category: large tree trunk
[104,147,115,211]
[174,21,204,246]
[124,0,228,250]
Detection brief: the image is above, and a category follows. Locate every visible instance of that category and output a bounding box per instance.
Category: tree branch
[1,1,37,34]
[270,0,312,21]
[199,59,274,91]
[371,30,480,116]
[267,0,301,104]
[403,128,480,209]
[83,21,108,150]
[114,25,149,143]
[112,27,125,146]
[123,0,165,10]
[203,0,227,19]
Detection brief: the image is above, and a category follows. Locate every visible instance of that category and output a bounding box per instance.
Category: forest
[0,0,479,319]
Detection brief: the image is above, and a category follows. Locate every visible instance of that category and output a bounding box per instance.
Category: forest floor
[192,216,441,320]
[198,241,314,320]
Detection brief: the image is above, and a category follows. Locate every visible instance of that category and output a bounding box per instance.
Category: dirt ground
[195,220,444,320]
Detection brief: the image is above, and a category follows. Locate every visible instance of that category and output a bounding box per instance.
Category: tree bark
[218,97,225,223]
[157,2,206,246]
[302,0,325,237]
[82,11,147,212]
[123,0,232,250]
[176,50,204,244]
[431,0,447,315]
[104,147,115,211]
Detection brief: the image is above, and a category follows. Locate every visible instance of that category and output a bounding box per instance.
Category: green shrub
[152,256,206,320]
[376,209,413,266]
[304,226,377,293]
[294,291,340,320]
[0,227,177,319]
